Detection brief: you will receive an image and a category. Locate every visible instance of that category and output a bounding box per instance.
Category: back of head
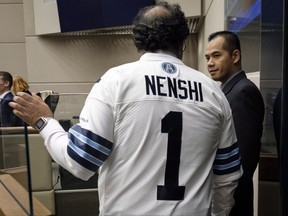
[132,1,189,54]
[0,71,13,90]
[12,75,30,94]
[208,31,241,56]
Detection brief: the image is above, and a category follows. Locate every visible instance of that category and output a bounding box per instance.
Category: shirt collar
[221,70,242,90]
[0,91,11,99]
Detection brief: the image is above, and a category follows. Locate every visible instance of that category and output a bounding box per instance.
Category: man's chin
[210,74,220,81]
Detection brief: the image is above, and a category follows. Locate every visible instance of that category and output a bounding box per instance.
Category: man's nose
[207,58,214,67]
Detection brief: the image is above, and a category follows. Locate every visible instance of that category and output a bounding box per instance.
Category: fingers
[13,92,45,109]
[9,100,32,125]
[12,105,28,122]
[9,94,35,125]
[9,92,54,127]
[14,92,38,101]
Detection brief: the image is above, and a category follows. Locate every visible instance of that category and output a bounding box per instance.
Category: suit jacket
[223,71,264,177]
[0,92,23,127]
[223,71,265,216]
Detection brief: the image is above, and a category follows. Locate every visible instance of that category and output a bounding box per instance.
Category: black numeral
[157,111,185,200]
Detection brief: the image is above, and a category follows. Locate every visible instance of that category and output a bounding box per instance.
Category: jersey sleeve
[211,81,242,182]
[41,72,116,181]
[213,114,241,182]
[211,94,243,215]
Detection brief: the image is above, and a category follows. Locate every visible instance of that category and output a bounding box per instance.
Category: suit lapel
[222,71,246,95]
[1,92,12,104]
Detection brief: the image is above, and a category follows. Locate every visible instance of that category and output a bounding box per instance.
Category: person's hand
[9,92,53,127]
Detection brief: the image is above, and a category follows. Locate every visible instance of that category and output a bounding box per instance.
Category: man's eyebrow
[205,51,221,56]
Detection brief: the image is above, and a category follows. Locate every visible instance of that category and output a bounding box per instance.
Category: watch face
[35,118,46,131]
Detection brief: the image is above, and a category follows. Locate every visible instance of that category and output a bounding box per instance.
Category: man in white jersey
[10,1,242,215]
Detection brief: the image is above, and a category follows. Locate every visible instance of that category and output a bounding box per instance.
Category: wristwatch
[34,117,50,131]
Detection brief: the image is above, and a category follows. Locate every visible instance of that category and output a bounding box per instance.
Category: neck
[221,69,242,84]
[155,49,177,57]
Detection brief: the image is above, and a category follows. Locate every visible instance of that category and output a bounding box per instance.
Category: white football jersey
[42,53,241,216]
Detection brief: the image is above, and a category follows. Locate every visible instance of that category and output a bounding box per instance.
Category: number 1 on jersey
[157,111,185,200]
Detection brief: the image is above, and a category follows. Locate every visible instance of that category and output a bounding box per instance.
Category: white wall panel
[25,35,142,92]
[0,0,22,3]
[0,44,27,78]
[0,4,25,42]
[33,0,60,35]
[162,0,201,17]
[0,1,27,79]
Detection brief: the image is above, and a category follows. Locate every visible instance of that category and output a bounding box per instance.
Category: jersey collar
[140,52,183,65]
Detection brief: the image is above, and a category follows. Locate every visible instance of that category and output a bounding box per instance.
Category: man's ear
[232,49,241,64]
[4,81,10,87]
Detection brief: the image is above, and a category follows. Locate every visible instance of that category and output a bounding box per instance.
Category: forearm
[212,180,238,216]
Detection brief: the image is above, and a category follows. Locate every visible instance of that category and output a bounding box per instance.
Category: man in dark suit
[205,31,265,216]
[0,71,23,127]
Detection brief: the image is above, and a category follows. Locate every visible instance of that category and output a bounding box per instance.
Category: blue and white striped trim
[67,124,113,172]
[213,142,241,175]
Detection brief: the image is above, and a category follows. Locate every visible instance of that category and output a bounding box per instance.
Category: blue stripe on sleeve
[67,145,100,172]
[72,124,113,149]
[213,142,241,175]
[67,124,113,172]
[69,128,111,155]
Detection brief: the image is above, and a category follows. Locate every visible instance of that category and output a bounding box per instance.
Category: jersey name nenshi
[145,75,203,102]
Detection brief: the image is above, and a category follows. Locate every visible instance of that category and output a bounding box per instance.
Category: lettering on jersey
[161,62,177,74]
[80,117,88,123]
[145,75,203,102]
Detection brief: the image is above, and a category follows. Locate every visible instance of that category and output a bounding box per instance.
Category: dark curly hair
[132,1,189,53]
